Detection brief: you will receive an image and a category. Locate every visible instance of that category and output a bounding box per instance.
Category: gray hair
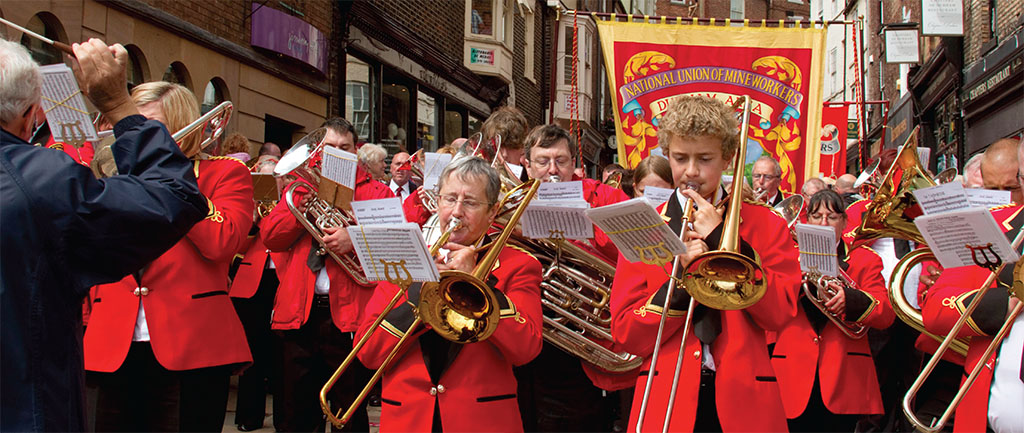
[438,156,501,205]
[754,155,782,176]
[0,39,42,126]
[357,143,386,164]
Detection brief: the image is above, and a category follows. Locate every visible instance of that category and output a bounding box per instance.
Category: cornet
[801,269,867,339]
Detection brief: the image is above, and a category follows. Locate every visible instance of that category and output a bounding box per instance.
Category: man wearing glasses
[518,124,633,432]
[752,155,790,206]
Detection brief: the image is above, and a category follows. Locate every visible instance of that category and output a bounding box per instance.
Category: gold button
[429,386,437,396]
[693,350,701,360]
[133,288,141,296]
[437,384,446,393]
[140,287,150,296]
[813,336,820,344]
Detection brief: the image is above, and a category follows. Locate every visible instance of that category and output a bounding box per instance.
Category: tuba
[801,269,868,339]
[320,179,542,428]
[274,128,373,287]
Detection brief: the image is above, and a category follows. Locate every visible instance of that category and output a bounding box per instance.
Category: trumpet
[801,269,867,339]
[274,128,373,287]
[320,179,542,428]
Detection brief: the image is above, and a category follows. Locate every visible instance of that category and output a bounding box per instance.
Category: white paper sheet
[321,146,358,189]
[423,152,453,189]
[521,202,593,240]
[795,223,839,277]
[38,64,99,144]
[966,188,1011,209]
[915,208,1019,269]
[351,197,407,225]
[912,182,970,215]
[643,186,674,207]
[585,198,686,265]
[347,223,440,283]
[537,181,585,202]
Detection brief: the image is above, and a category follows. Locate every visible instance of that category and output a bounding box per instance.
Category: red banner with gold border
[819,105,848,178]
[597,21,825,193]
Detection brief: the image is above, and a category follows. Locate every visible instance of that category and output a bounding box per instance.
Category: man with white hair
[358,142,387,182]
[1,39,207,430]
[963,153,984,188]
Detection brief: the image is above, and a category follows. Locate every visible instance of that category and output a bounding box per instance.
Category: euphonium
[801,269,868,339]
[274,128,373,287]
[888,248,970,356]
[320,179,541,428]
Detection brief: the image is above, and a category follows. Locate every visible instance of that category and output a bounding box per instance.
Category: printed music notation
[350,197,407,225]
[585,198,686,265]
[915,208,1019,269]
[321,146,358,189]
[38,64,99,145]
[794,223,839,277]
[348,223,440,283]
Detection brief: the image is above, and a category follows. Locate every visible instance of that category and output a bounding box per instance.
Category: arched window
[202,78,229,114]
[162,61,192,91]
[124,45,149,91]
[20,13,67,66]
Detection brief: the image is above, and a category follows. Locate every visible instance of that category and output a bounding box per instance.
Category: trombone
[636,95,767,433]
[320,179,541,428]
[902,233,1023,432]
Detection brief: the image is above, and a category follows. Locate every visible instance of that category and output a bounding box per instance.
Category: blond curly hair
[656,96,739,158]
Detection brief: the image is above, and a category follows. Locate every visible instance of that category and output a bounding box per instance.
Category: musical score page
[915,208,1019,269]
[422,152,453,189]
[521,202,593,240]
[794,223,839,277]
[585,198,686,264]
[347,223,439,283]
[536,181,585,201]
[351,197,406,225]
[643,186,674,207]
[966,189,1011,209]
[322,146,358,189]
[912,182,969,215]
[38,64,99,143]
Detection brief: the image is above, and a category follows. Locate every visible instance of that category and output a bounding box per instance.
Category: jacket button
[139,287,150,296]
[429,386,437,396]
[693,350,701,360]
[133,287,141,296]
[437,384,446,393]
[265,249,271,253]
[813,336,820,344]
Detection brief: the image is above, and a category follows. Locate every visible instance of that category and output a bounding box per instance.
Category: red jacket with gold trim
[921,204,1022,433]
[229,219,271,299]
[263,168,393,332]
[610,194,801,432]
[771,244,893,417]
[84,158,254,371]
[356,245,543,433]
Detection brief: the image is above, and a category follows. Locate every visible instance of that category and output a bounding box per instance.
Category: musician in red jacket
[921,202,1023,433]
[357,156,543,432]
[771,189,894,431]
[514,124,635,431]
[610,95,801,432]
[84,81,254,432]
[262,117,393,432]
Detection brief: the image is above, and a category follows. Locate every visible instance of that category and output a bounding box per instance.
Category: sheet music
[915,208,1019,269]
[643,186,674,207]
[38,64,99,143]
[585,198,686,265]
[537,181,585,201]
[350,197,406,225]
[422,152,453,189]
[912,182,969,215]
[347,223,440,283]
[521,202,593,239]
[321,146,358,189]
[917,147,932,168]
[966,188,1011,209]
[795,223,839,277]
[507,163,524,179]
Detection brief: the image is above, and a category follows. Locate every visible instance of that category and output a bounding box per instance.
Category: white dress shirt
[988,313,1023,433]
[389,180,411,200]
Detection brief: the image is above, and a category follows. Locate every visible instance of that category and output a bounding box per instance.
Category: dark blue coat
[1,116,208,431]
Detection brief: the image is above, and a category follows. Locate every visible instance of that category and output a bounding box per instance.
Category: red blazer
[771,245,894,417]
[357,246,543,433]
[263,168,394,332]
[84,158,254,372]
[229,219,270,299]
[921,204,1022,433]
[403,187,433,227]
[610,195,801,432]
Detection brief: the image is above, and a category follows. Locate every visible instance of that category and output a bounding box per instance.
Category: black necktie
[307,236,325,273]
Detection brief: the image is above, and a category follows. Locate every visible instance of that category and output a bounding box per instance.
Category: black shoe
[236,423,262,431]
[368,394,381,407]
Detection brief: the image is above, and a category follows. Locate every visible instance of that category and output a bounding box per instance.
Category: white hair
[0,39,43,126]
[357,143,386,164]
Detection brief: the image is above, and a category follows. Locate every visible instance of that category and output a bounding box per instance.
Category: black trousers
[515,344,611,432]
[275,300,372,432]
[90,342,231,432]
[231,268,279,428]
[786,376,858,432]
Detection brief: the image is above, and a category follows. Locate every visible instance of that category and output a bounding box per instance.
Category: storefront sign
[964,55,1022,104]
[922,0,964,36]
[250,5,328,72]
[886,94,915,149]
[470,48,495,65]
[885,28,920,63]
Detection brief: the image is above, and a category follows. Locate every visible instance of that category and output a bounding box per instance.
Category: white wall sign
[922,0,964,36]
[885,28,920,64]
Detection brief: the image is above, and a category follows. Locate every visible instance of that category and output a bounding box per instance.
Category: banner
[597,20,825,193]
[819,105,847,178]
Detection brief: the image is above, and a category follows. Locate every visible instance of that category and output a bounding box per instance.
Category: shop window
[730,0,744,20]
[417,91,439,152]
[162,62,193,91]
[124,45,149,91]
[464,0,514,82]
[20,13,66,66]
[346,55,374,142]
[468,114,483,136]
[470,0,493,36]
[382,81,410,154]
[445,109,465,146]
[202,78,229,114]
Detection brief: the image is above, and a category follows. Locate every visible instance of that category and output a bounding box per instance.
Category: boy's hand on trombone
[679,188,724,238]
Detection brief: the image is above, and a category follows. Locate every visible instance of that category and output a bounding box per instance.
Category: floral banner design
[596,20,825,192]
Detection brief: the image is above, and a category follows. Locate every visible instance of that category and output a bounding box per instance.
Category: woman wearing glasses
[769,189,894,431]
[357,157,542,432]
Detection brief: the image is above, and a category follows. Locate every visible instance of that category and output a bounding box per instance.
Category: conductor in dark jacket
[0,38,208,431]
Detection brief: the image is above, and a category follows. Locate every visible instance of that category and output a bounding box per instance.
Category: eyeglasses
[751,174,780,181]
[438,194,491,211]
[807,213,845,223]
[530,157,573,169]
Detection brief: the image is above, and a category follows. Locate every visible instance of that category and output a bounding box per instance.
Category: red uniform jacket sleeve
[403,187,433,227]
[844,246,895,329]
[262,179,312,252]
[185,159,254,262]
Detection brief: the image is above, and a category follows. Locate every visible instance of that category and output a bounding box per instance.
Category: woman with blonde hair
[84,81,255,431]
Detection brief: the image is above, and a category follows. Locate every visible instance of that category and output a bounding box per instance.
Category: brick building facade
[657,0,809,21]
